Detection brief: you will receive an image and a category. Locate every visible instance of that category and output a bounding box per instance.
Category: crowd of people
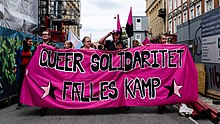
[15,29,170,115]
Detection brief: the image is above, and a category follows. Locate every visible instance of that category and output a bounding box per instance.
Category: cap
[112,30,121,34]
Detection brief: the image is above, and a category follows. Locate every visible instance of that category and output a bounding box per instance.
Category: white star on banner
[173,80,183,97]
[41,82,51,99]
[25,69,28,75]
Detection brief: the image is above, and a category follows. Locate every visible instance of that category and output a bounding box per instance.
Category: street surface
[0,104,214,124]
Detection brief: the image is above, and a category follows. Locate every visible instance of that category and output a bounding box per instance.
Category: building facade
[64,1,81,38]
[177,6,220,99]
[130,16,148,47]
[38,0,81,41]
[167,0,220,35]
[145,0,166,40]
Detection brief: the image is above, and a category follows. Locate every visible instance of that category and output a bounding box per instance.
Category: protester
[15,37,35,110]
[90,43,97,49]
[159,35,168,44]
[99,30,129,112]
[98,30,125,51]
[37,30,56,47]
[97,44,104,50]
[116,41,124,50]
[64,40,73,49]
[38,30,56,116]
[158,34,169,114]
[132,39,141,48]
[81,36,94,50]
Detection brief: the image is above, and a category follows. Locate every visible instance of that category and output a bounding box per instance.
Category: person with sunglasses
[36,30,56,47]
[37,30,56,116]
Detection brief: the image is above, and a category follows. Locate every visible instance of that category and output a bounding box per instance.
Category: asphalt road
[0,104,214,124]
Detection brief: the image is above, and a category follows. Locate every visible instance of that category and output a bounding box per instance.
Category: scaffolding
[38,0,81,42]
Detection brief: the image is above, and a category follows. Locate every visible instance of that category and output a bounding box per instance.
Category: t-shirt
[21,49,31,65]
[104,40,117,51]
[104,40,126,51]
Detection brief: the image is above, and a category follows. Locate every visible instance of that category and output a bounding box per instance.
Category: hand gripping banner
[20,44,198,109]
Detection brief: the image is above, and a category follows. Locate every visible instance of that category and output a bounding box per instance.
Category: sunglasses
[42,33,49,36]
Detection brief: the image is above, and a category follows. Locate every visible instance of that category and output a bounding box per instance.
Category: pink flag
[142,37,151,45]
[117,14,121,33]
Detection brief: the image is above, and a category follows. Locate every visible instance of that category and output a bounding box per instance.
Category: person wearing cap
[98,30,129,112]
[98,30,125,51]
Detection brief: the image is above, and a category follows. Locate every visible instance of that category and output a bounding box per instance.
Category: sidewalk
[199,94,220,112]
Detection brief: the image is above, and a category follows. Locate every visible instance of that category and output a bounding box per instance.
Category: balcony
[158,8,166,18]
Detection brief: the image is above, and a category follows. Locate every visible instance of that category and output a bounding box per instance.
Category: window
[190,9,194,19]
[174,18,177,33]
[205,0,214,12]
[178,16,181,25]
[169,0,172,13]
[169,20,172,34]
[136,18,142,30]
[177,0,181,7]
[135,34,141,42]
[173,0,176,9]
[183,12,187,22]
[137,19,141,23]
[196,5,201,16]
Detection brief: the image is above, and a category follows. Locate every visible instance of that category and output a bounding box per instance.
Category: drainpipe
[164,0,166,33]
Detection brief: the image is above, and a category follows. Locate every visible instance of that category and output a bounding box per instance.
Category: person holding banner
[15,37,34,110]
[116,41,124,50]
[159,35,168,44]
[81,36,94,50]
[132,39,141,48]
[98,30,129,112]
[37,30,56,47]
[37,30,56,116]
[157,34,169,114]
[64,40,73,49]
[98,30,125,51]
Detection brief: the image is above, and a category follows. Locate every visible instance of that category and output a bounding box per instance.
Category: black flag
[125,7,134,38]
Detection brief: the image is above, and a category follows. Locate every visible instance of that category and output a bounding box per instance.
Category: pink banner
[20,44,198,109]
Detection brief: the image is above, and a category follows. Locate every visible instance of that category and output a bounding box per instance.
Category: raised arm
[98,32,112,45]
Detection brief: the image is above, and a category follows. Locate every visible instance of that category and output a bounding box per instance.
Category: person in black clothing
[98,30,125,51]
[38,30,56,116]
[116,41,124,50]
[157,34,169,114]
[36,30,56,47]
[98,30,129,112]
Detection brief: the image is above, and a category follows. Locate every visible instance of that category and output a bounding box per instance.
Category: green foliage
[0,36,22,85]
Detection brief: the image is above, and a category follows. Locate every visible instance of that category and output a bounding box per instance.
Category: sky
[80,0,146,42]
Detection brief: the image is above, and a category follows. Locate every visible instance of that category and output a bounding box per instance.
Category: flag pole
[129,38,132,48]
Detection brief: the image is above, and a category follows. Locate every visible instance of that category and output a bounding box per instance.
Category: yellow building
[145,0,166,40]
[64,1,81,38]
